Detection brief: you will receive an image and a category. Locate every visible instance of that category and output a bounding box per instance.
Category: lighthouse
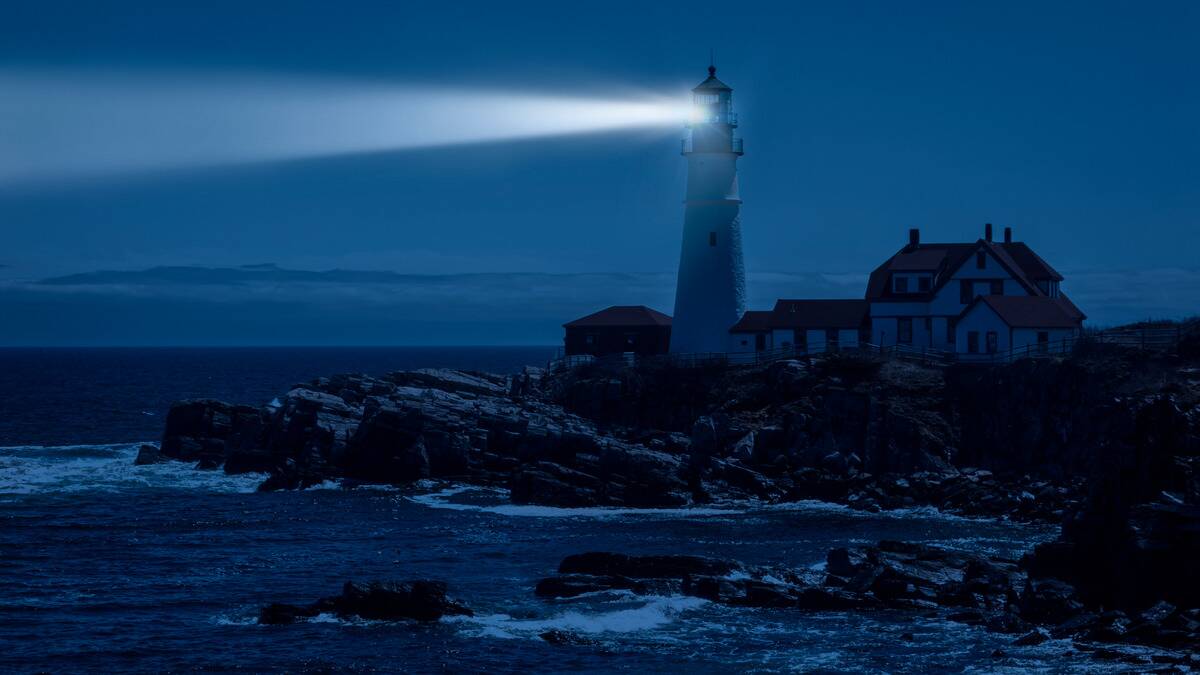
[670,64,746,353]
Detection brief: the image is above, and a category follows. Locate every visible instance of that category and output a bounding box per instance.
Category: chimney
[1004,226,1012,244]
[985,223,993,242]
[908,228,920,248]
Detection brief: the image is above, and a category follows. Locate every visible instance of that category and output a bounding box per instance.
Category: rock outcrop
[536,542,1200,659]
[258,580,472,624]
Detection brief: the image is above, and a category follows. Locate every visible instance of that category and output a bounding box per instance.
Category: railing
[546,324,1194,374]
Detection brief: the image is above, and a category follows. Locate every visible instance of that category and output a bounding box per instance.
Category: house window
[754,334,766,351]
[960,280,973,304]
[918,276,931,292]
[625,333,637,349]
[826,328,839,352]
[898,318,913,344]
[986,331,998,354]
[967,331,979,354]
[946,317,956,344]
[924,317,932,333]
[990,280,1004,296]
[708,232,717,247]
[585,334,596,345]
[976,252,986,269]
[894,277,909,293]
[1037,331,1049,353]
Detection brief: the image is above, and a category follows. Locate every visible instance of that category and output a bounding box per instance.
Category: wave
[0,442,267,495]
[406,486,747,519]
[448,595,710,640]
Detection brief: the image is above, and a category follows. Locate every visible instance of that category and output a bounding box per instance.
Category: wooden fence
[547,324,1193,373]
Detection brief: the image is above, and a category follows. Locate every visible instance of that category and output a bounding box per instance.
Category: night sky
[1,1,1197,344]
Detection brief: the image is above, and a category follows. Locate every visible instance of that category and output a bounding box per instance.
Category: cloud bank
[0,264,1194,346]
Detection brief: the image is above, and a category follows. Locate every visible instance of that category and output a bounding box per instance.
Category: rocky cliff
[151,338,1200,650]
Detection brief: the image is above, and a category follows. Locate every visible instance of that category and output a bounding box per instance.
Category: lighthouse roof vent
[693,65,731,92]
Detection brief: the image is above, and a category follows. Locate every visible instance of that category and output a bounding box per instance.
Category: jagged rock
[258,580,471,625]
[133,443,164,465]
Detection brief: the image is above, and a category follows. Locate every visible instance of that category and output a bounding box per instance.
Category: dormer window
[918,276,931,292]
[894,277,909,293]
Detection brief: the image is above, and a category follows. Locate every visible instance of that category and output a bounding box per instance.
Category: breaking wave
[449,595,710,640]
[0,442,267,495]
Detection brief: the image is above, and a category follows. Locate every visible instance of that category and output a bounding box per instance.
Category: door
[754,333,766,352]
[986,331,998,354]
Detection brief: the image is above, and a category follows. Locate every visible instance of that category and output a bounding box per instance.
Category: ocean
[0,347,1124,672]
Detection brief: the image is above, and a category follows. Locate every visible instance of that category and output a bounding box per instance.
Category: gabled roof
[866,238,1053,302]
[564,305,672,328]
[767,299,870,329]
[962,295,1081,329]
[729,310,773,333]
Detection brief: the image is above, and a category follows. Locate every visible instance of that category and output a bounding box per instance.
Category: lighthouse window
[709,232,717,247]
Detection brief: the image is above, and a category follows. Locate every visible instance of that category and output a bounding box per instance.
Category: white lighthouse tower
[670,64,746,354]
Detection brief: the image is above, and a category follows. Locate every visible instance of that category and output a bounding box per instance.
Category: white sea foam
[448,595,709,640]
[406,486,745,519]
[0,443,267,495]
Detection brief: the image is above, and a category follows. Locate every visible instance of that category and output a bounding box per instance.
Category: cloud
[2,264,1196,345]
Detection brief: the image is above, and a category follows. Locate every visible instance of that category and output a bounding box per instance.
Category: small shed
[563,305,672,357]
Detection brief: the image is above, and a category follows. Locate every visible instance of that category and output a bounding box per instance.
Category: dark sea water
[0,348,1147,672]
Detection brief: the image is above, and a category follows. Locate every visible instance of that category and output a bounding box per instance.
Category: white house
[728,224,1084,359]
[866,224,1083,352]
[729,299,870,354]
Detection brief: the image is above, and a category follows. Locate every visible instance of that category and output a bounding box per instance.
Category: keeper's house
[730,224,1084,357]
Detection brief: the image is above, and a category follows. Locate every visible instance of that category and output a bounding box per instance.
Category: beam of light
[0,70,689,185]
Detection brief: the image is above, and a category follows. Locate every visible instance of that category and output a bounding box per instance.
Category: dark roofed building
[729,300,870,354]
[563,305,672,357]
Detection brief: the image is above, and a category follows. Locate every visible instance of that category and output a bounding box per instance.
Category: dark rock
[539,629,598,646]
[257,580,471,625]
[558,552,739,579]
[258,602,319,625]
[1013,629,1050,646]
[133,443,164,465]
[1019,578,1084,625]
[535,574,646,599]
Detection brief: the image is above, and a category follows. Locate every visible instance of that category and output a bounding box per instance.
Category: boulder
[257,580,471,625]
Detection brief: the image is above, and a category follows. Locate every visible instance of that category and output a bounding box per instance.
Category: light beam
[0,70,688,185]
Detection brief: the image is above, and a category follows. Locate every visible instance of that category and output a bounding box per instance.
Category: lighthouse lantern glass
[690,91,732,125]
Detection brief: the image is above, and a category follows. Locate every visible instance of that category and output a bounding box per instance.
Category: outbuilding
[563,305,672,357]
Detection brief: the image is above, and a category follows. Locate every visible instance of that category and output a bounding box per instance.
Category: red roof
[729,310,773,333]
[768,299,870,330]
[564,305,672,328]
[964,295,1081,328]
[866,237,1060,302]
